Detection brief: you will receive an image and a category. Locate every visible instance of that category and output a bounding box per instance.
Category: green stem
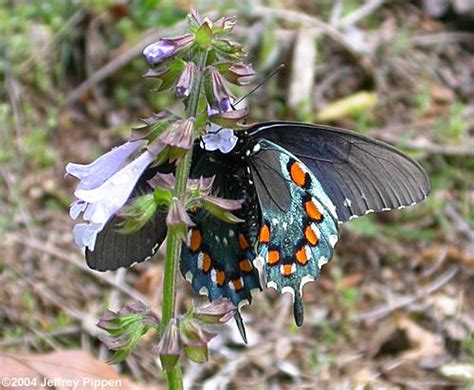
[161,50,208,390]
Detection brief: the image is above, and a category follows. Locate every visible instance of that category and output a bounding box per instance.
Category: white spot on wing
[310,223,320,239]
[343,198,352,207]
[282,286,295,301]
[267,281,278,290]
[199,286,208,295]
[185,271,193,282]
[197,252,204,270]
[329,234,338,248]
[318,256,328,269]
[300,275,314,295]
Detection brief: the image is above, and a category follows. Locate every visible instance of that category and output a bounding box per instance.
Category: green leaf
[119,194,158,234]
[183,344,208,363]
[195,22,213,49]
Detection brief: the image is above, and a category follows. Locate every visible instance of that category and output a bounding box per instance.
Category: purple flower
[200,128,238,153]
[205,66,234,113]
[143,34,194,65]
[175,62,196,99]
[200,99,244,154]
[66,141,154,251]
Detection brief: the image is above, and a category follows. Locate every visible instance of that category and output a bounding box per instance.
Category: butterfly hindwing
[180,150,262,321]
[249,140,339,325]
[180,210,261,309]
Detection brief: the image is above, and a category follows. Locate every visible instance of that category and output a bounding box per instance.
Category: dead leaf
[338,273,364,289]
[395,315,444,360]
[0,350,145,390]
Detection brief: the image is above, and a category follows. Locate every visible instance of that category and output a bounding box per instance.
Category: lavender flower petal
[75,151,154,224]
[143,41,175,64]
[69,200,87,219]
[72,222,105,251]
[201,128,238,154]
[66,140,146,191]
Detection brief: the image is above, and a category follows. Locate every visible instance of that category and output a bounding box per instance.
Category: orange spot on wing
[238,234,250,250]
[282,264,294,276]
[290,161,307,187]
[267,249,280,265]
[216,270,225,286]
[190,229,202,252]
[296,246,308,265]
[232,278,243,291]
[202,253,211,272]
[259,224,270,244]
[239,259,253,272]
[305,225,319,246]
[305,199,323,221]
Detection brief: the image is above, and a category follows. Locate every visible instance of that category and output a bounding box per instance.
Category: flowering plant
[66,10,254,389]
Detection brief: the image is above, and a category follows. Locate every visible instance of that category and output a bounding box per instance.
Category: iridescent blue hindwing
[249,140,339,325]
[180,210,261,310]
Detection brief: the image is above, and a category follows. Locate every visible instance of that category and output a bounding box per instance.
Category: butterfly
[86,121,430,334]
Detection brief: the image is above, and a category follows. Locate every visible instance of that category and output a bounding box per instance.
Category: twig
[0,326,81,348]
[445,205,474,242]
[5,233,148,304]
[250,5,375,77]
[351,265,459,323]
[412,32,474,46]
[65,29,162,106]
[337,0,385,28]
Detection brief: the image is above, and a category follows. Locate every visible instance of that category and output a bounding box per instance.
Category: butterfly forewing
[86,180,167,271]
[250,122,431,222]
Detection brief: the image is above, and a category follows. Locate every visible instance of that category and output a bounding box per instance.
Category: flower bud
[143,34,194,65]
[212,16,236,35]
[147,118,195,163]
[175,62,196,99]
[143,59,187,92]
[201,195,244,224]
[193,298,237,324]
[156,318,182,371]
[205,66,234,113]
[208,106,249,130]
[166,198,195,240]
[220,63,255,85]
[212,38,246,61]
[180,317,216,347]
[97,302,160,363]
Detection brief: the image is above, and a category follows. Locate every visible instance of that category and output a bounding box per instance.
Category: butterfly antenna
[232,64,285,109]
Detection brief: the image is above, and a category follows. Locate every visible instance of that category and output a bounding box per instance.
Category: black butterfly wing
[250,122,431,222]
[85,171,167,272]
